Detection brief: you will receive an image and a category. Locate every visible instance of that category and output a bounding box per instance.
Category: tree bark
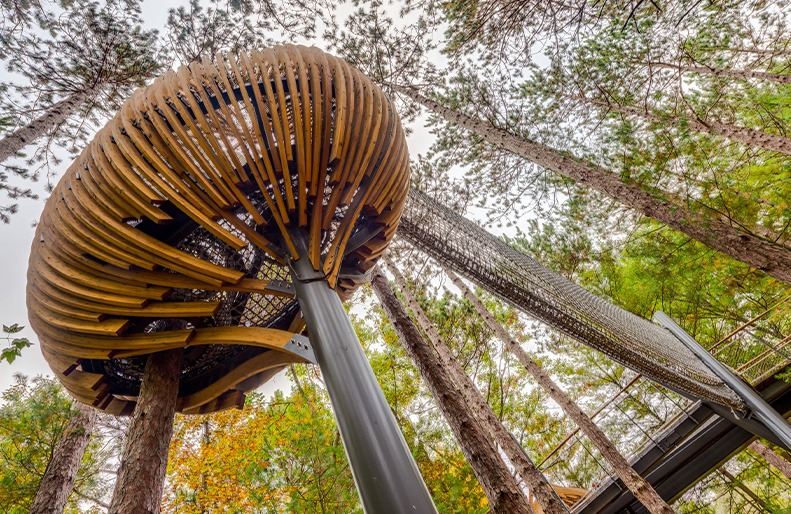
[396,85,791,286]
[371,268,536,514]
[29,403,97,514]
[749,440,791,479]
[382,258,570,514]
[108,348,183,514]
[646,61,791,85]
[579,95,791,156]
[445,268,675,514]
[0,88,95,164]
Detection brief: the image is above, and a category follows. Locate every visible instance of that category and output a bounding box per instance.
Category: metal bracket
[337,266,375,282]
[264,279,295,296]
[284,237,329,283]
[705,401,787,448]
[344,223,386,257]
[283,334,316,364]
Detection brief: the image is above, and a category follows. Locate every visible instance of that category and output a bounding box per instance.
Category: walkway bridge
[573,378,791,513]
[548,301,791,512]
[401,188,791,511]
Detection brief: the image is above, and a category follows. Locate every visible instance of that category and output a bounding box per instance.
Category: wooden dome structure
[27,45,410,415]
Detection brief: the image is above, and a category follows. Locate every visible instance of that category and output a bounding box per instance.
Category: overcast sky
[0,0,173,391]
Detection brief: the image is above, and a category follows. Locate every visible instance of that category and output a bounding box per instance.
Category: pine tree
[382,258,574,513]
[370,268,540,513]
[398,85,791,285]
[570,93,791,156]
[444,268,674,514]
[29,403,97,514]
[0,0,161,165]
[109,349,183,513]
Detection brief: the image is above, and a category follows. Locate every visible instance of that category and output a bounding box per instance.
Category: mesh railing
[399,188,745,410]
[539,313,791,508]
[707,296,791,385]
[85,207,300,397]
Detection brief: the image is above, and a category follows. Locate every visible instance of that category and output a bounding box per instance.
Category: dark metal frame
[577,379,791,513]
[654,311,791,451]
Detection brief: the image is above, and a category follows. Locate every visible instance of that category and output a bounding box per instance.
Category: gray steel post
[288,238,437,514]
[655,311,791,451]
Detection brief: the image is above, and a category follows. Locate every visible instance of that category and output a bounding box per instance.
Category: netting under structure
[399,188,745,411]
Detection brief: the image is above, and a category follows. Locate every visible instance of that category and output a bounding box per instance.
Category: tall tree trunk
[29,403,97,514]
[395,86,791,286]
[749,440,791,479]
[371,268,536,514]
[646,61,791,84]
[578,95,791,156]
[382,258,570,514]
[108,348,183,514]
[445,269,675,514]
[0,88,96,164]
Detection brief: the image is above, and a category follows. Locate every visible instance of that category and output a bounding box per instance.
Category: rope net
[399,188,745,411]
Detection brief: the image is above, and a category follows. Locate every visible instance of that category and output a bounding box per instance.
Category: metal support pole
[655,311,791,451]
[288,238,437,514]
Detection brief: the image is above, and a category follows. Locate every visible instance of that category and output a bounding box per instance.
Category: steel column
[288,239,437,514]
[655,311,791,451]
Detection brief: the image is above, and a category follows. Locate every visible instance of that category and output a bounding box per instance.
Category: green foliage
[0,0,162,222]
[165,0,269,65]
[165,284,529,512]
[164,334,490,513]
[505,183,791,505]
[164,0,326,66]
[358,286,507,511]
[0,375,108,513]
[678,450,791,514]
[3,0,161,103]
[1,323,31,364]
[327,0,439,123]
[165,385,359,513]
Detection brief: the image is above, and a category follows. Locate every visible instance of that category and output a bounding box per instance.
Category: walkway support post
[655,311,791,451]
[289,235,437,514]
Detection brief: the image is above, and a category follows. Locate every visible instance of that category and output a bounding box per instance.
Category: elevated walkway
[574,378,791,513]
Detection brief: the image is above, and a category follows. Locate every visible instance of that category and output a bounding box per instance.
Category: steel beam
[288,237,437,514]
[576,379,791,513]
[655,311,791,451]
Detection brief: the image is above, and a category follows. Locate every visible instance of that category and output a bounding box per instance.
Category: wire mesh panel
[399,188,744,410]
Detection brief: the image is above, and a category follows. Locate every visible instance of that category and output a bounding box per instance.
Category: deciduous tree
[0,375,108,513]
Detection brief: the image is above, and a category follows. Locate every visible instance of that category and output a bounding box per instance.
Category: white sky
[0,0,177,391]
[0,0,442,394]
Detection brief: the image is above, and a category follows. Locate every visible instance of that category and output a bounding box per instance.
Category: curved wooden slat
[178,352,296,413]
[28,45,409,414]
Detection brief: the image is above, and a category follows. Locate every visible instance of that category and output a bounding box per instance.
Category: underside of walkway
[574,378,791,513]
